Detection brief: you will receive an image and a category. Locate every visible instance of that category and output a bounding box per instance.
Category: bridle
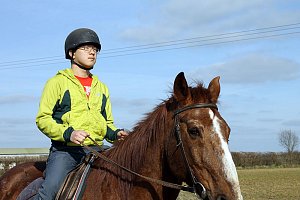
[173,103,218,200]
[83,103,218,200]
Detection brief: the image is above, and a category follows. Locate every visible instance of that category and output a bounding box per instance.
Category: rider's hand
[70,130,90,144]
[117,130,129,141]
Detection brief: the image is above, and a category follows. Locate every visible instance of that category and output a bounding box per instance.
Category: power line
[0,22,299,70]
[0,61,68,70]
[100,31,300,58]
[0,57,63,67]
[0,55,62,65]
[101,26,300,55]
[103,22,300,52]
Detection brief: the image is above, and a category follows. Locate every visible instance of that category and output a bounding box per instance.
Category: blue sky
[0,0,299,152]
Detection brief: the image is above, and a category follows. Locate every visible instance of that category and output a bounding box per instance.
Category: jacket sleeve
[36,78,74,142]
[101,89,121,143]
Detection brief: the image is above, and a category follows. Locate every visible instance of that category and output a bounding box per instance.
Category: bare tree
[278,129,299,153]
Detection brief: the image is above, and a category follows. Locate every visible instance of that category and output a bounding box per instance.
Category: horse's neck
[111,104,170,177]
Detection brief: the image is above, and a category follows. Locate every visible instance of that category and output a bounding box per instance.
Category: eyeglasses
[78,45,99,53]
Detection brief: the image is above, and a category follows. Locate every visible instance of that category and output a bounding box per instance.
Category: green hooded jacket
[36,68,120,146]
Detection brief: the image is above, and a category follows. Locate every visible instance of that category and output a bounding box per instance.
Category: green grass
[238,168,300,199]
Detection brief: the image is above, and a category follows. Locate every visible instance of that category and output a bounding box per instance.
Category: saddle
[55,153,96,200]
[17,153,95,200]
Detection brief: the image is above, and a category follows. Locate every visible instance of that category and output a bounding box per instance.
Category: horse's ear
[208,76,220,103]
[173,72,191,102]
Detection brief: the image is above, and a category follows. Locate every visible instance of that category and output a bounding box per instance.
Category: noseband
[173,103,218,200]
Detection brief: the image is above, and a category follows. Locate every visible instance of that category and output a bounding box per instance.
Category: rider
[34,28,128,199]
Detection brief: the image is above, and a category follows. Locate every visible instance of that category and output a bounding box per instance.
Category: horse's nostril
[217,195,227,200]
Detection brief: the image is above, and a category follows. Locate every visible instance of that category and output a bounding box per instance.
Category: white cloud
[120,0,300,43]
[0,118,33,125]
[282,120,300,127]
[190,54,300,84]
[0,95,37,105]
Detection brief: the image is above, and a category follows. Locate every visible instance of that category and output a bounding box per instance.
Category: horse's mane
[92,101,169,196]
[108,101,168,171]
[92,82,210,197]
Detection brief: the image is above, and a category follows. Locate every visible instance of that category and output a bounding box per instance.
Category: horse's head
[165,72,242,200]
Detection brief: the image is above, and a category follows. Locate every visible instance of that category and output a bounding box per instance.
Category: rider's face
[71,45,98,69]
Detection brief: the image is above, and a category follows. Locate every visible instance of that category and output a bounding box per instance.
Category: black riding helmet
[65,28,101,59]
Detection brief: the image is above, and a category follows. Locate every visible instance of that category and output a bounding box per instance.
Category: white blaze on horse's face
[209,110,243,200]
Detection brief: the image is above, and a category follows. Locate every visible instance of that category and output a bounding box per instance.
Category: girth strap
[72,154,95,200]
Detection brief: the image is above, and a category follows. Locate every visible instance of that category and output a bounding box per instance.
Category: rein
[82,103,217,199]
[82,137,195,193]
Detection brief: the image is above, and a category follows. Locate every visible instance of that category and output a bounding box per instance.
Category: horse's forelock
[190,82,213,103]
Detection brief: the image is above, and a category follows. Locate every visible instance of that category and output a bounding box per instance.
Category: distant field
[0,148,49,155]
[177,168,300,200]
[238,168,300,199]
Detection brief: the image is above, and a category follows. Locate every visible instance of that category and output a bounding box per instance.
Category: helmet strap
[71,60,94,70]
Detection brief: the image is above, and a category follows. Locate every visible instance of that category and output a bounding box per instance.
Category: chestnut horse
[0,72,243,200]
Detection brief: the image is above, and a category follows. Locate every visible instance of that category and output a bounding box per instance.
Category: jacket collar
[57,68,100,87]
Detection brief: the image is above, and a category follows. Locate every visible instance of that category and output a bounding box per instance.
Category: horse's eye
[188,127,200,137]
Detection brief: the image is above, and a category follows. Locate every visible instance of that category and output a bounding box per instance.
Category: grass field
[177,167,300,200]
[238,167,300,200]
